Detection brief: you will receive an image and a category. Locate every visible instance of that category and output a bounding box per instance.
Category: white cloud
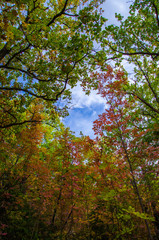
[64,83,106,138]
[111,0,128,14]
[70,83,106,109]
[64,107,101,138]
[102,0,130,24]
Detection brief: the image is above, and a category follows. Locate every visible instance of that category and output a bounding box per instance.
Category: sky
[63,0,130,138]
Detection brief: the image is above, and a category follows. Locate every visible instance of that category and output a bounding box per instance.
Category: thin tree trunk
[119,132,153,240]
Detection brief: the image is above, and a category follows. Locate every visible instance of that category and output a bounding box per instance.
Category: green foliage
[0,0,158,239]
[123,207,155,221]
[102,0,159,119]
[0,0,106,128]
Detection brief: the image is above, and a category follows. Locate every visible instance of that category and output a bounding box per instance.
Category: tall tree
[93,66,158,239]
[0,0,106,128]
[101,0,159,117]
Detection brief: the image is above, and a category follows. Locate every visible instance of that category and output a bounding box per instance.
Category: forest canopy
[0,0,158,239]
[0,0,105,128]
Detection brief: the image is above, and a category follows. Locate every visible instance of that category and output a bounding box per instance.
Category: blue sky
[63,0,130,138]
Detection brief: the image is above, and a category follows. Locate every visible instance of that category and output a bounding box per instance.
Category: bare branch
[63,12,78,17]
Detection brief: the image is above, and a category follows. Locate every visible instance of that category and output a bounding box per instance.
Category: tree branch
[152,1,159,28]
[0,119,41,129]
[0,86,53,101]
[126,91,159,114]
[135,60,159,103]
[0,65,53,82]
[63,12,78,17]
[1,106,17,122]
[0,43,11,61]
[47,0,69,26]
[4,44,31,66]
[108,44,159,57]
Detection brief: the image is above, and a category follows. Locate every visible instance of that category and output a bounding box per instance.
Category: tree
[0,0,106,128]
[0,113,97,239]
[93,66,159,239]
[0,0,158,239]
[101,0,159,117]
[0,100,45,239]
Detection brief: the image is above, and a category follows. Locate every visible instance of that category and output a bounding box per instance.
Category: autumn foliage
[0,0,159,239]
